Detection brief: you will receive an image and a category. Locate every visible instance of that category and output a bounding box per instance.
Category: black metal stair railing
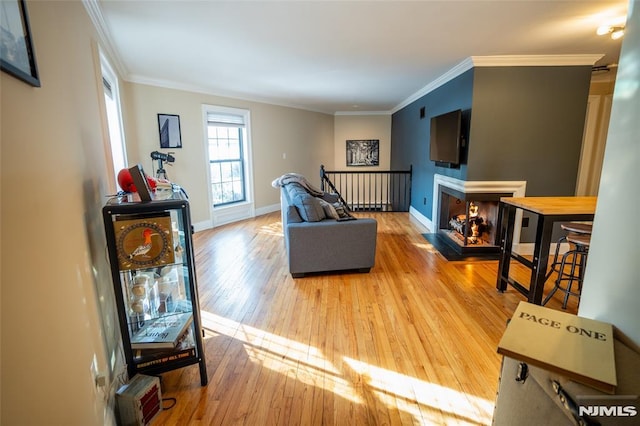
[320,164,412,212]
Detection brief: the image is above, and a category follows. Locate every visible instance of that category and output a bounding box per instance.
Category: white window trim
[100,50,128,194]
[202,104,255,227]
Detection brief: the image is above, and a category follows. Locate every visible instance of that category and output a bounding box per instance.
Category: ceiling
[91,0,629,115]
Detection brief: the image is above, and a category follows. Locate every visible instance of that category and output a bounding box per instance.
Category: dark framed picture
[346,139,379,166]
[157,114,182,149]
[0,0,40,87]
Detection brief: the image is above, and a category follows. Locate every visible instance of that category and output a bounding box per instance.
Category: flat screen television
[429,109,462,166]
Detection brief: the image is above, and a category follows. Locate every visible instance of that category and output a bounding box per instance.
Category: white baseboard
[409,207,434,232]
[193,202,280,233]
[255,203,280,216]
[513,243,533,256]
[193,220,213,233]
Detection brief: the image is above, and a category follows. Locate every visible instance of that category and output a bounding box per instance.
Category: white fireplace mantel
[411,174,528,249]
[432,174,527,198]
[433,174,527,251]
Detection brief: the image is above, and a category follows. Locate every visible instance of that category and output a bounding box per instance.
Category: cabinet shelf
[103,190,208,386]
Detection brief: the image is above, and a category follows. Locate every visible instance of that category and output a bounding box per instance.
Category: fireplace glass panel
[438,187,507,250]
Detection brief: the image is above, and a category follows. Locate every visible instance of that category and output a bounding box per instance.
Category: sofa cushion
[285,183,325,222]
[295,193,326,222]
[285,205,304,223]
[318,198,339,219]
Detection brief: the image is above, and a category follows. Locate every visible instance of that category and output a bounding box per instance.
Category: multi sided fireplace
[425,175,528,260]
[437,186,511,257]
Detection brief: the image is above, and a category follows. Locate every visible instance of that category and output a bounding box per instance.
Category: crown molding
[334,111,392,116]
[130,73,389,116]
[392,54,604,114]
[471,54,604,67]
[392,58,475,113]
[129,74,335,116]
[82,0,129,78]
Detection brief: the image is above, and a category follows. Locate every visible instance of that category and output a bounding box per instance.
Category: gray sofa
[279,182,377,277]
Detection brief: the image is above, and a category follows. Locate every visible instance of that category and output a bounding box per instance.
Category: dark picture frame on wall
[0,0,40,87]
[157,114,182,149]
[346,139,379,166]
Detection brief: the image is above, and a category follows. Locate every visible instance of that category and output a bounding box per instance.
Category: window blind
[103,76,113,99]
[207,112,245,127]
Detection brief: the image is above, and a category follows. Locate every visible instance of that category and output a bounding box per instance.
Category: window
[204,107,252,207]
[208,126,245,205]
[98,51,129,378]
[101,53,127,191]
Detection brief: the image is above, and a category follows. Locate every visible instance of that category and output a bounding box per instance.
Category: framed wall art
[346,139,379,166]
[157,114,182,148]
[0,0,40,87]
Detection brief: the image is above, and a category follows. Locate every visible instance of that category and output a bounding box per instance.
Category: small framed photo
[128,164,154,202]
[346,139,379,166]
[0,0,40,87]
[157,114,182,149]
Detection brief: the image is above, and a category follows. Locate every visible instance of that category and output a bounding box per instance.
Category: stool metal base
[543,245,588,309]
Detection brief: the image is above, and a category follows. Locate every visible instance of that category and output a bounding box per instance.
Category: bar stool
[546,222,593,281]
[543,232,590,309]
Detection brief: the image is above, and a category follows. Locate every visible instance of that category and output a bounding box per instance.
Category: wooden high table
[495,196,597,304]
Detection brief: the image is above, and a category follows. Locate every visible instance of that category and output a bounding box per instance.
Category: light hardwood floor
[153,211,577,425]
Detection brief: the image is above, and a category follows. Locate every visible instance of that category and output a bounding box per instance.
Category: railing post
[320,164,325,191]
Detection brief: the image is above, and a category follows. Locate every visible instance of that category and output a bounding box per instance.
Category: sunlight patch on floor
[200,311,493,424]
[259,221,283,237]
[343,357,494,425]
[200,310,360,403]
[200,310,240,338]
[412,241,440,254]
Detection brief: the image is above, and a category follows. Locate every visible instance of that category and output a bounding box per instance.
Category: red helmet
[117,169,157,192]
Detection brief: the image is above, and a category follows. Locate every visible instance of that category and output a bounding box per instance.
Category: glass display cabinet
[102,189,208,385]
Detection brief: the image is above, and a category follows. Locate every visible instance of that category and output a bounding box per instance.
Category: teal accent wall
[391,65,592,240]
[391,69,474,220]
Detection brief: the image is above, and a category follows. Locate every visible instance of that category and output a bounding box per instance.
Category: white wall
[1,1,116,424]
[334,114,392,169]
[579,0,639,347]
[123,83,335,225]
[122,87,393,227]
